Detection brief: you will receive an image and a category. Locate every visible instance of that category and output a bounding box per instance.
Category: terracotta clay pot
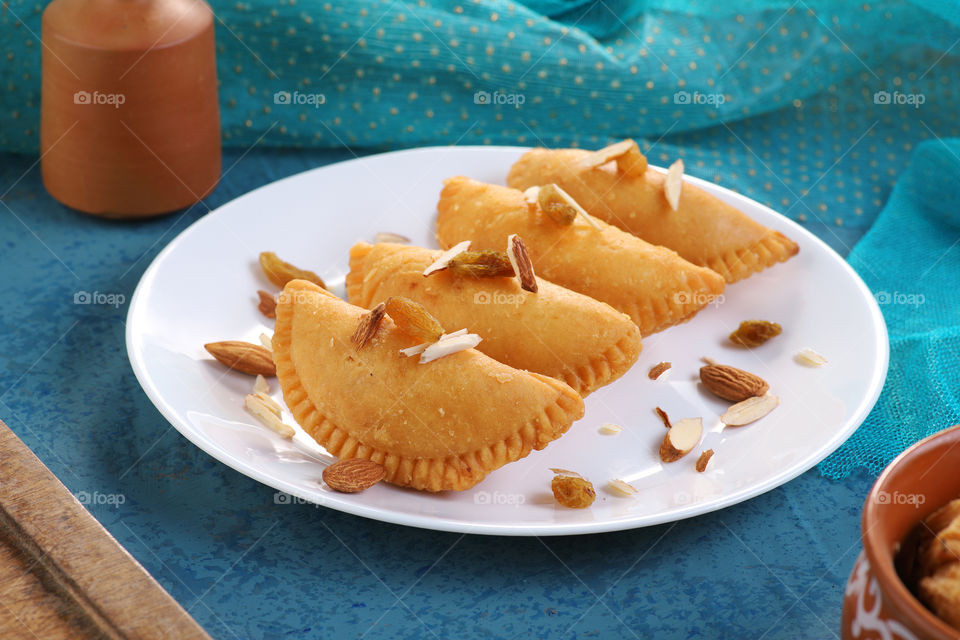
[842,424,960,640]
[41,0,221,218]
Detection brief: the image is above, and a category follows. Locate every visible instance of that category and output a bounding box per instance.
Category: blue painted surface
[0,140,880,639]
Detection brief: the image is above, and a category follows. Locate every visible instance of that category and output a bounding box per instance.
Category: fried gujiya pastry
[272,279,585,492]
[435,176,725,336]
[506,140,799,283]
[346,242,643,396]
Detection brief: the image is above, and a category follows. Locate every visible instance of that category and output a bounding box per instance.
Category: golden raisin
[729,320,782,347]
[551,474,596,509]
[537,183,578,226]
[384,296,444,343]
[448,250,515,277]
[259,251,326,289]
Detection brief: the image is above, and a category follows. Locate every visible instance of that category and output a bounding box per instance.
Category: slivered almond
[659,417,702,462]
[322,459,385,493]
[419,332,482,363]
[352,302,386,349]
[253,374,270,395]
[205,341,276,376]
[506,234,537,293]
[374,231,410,244]
[244,394,294,438]
[696,449,715,472]
[257,290,277,318]
[664,159,684,211]
[251,391,282,418]
[721,394,779,426]
[424,240,471,276]
[599,423,622,435]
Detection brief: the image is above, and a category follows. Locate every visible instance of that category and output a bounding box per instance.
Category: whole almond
[699,364,769,402]
[322,459,386,493]
[204,341,276,376]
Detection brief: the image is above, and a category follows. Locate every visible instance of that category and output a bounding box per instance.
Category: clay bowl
[842,424,960,639]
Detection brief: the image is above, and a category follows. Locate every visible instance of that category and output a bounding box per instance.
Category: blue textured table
[0,132,897,638]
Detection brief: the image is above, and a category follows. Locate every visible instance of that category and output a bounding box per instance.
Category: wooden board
[0,420,211,639]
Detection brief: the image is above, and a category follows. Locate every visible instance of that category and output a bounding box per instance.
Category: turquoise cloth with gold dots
[2,0,960,477]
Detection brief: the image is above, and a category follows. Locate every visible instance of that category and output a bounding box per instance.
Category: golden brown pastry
[272,279,585,492]
[346,242,643,395]
[506,143,799,283]
[435,176,725,336]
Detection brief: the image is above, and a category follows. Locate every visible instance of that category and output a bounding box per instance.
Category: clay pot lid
[862,423,960,640]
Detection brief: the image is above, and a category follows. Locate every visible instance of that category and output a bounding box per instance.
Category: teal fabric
[2,1,958,152]
[1,1,959,479]
[819,139,960,478]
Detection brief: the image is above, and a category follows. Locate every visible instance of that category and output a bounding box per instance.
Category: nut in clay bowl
[842,424,960,640]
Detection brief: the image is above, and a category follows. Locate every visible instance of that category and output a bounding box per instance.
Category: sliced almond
[579,140,648,178]
[423,240,471,276]
[506,234,538,293]
[598,423,622,435]
[259,332,273,352]
[244,393,295,438]
[696,449,715,472]
[664,159,684,211]
[322,459,385,493]
[607,478,638,497]
[205,341,276,376]
[549,468,583,478]
[659,417,703,462]
[259,251,325,289]
[352,302,386,349]
[795,348,828,367]
[523,186,541,205]
[374,232,410,244]
[578,140,636,169]
[648,361,671,380]
[419,332,482,363]
[257,290,277,318]
[721,394,780,426]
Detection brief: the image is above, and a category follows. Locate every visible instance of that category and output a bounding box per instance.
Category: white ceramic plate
[126,146,888,536]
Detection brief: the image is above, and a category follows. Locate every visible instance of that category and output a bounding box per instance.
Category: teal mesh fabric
[2,1,960,478]
[818,139,960,479]
[1,1,958,151]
